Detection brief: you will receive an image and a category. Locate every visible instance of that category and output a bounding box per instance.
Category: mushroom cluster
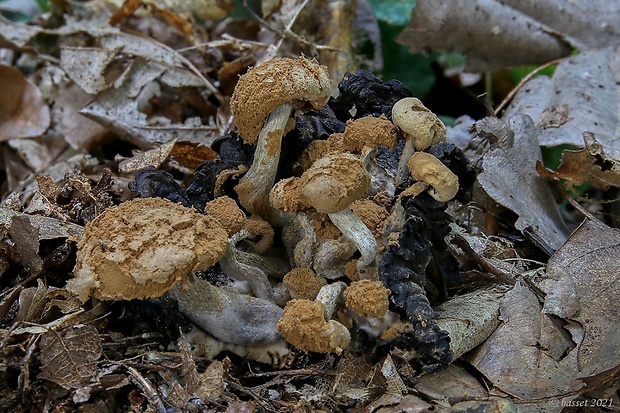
[67,57,474,371]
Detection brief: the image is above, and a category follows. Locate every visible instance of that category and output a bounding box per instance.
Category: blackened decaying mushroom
[377,194,465,372]
[329,70,414,122]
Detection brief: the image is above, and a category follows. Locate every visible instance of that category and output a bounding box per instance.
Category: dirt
[66,197,228,302]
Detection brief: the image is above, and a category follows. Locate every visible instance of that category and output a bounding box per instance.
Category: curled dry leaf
[39,325,103,390]
[536,133,620,191]
[0,65,50,140]
[477,114,570,252]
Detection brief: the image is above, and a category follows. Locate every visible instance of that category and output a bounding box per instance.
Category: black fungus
[277,106,346,179]
[129,167,191,207]
[186,132,251,210]
[329,70,413,122]
[378,194,458,372]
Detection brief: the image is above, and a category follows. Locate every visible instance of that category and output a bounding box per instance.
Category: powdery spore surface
[67,197,228,302]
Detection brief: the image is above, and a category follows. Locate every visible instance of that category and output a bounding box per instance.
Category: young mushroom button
[392,97,447,184]
[270,153,378,275]
[407,152,459,203]
[231,57,331,222]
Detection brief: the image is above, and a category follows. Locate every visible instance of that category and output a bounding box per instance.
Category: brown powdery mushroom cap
[392,97,446,151]
[277,299,351,353]
[66,197,228,302]
[344,280,390,318]
[230,57,331,144]
[283,267,327,300]
[299,153,371,214]
[407,152,459,202]
[204,195,246,236]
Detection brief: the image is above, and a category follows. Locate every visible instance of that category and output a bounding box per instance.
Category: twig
[494,57,563,114]
[126,366,167,413]
[452,235,546,301]
[552,179,601,222]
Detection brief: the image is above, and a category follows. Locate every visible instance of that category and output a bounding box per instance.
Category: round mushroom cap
[407,152,459,202]
[299,153,371,214]
[392,97,446,151]
[230,57,331,144]
[344,280,390,318]
[66,197,228,302]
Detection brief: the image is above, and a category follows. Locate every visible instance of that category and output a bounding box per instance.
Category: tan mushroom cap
[299,153,371,214]
[283,267,327,300]
[230,57,331,144]
[66,198,228,302]
[392,97,446,151]
[407,152,459,202]
[344,280,390,318]
[277,299,351,353]
[204,195,246,236]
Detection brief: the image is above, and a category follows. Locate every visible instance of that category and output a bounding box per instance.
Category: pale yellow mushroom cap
[407,152,459,202]
[392,97,446,151]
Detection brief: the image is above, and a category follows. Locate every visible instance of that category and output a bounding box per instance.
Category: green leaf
[369,0,416,26]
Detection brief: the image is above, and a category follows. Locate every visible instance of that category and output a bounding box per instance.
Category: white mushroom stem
[396,136,415,186]
[171,274,283,346]
[235,103,292,222]
[328,208,378,273]
[315,281,347,319]
[220,243,276,303]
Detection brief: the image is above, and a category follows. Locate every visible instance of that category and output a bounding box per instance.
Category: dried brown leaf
[541,218,620,372]
[468,283,581,400]
[8,214,43,274]
[536,133,620,191]
[14,279,47,323]
[196,361,225,401]
[118,139,177,173]
[39,325,103,390]
[0,65,50,140]
[414,364,488,408]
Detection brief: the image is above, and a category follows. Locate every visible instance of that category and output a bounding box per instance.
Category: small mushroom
[277,282,350,354]
[392,97,446,183]
[407,152,459,202]
[270,153,378,275]
[231,57,331,221]
[300,114,398,170]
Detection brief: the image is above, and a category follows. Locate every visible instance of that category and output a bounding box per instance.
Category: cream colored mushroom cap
[299,153,371,214]
[66,197,228,302]
[392,97,447,151]
[407,152,459,202]
[230,57,331,144]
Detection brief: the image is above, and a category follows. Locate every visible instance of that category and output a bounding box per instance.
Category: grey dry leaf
[39,325,103,390]
[468,283,581,404]
[413,364,490,409]
[540,218,620,372]
[398,0,620,72]
[477,115,570,252]
[0,64,50,140]
[118,139,177,173]
[80,83,219,149]
[504,45,620,159]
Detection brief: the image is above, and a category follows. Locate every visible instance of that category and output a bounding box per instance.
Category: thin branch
[494,57,563,115]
